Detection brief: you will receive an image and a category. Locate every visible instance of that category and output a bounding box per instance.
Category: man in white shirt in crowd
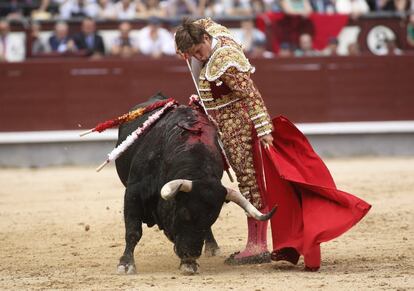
[0,19,25,62]
[138,16,175,59]
[336,0,370,18]
[113,0,137,20]
[59,0,99,19]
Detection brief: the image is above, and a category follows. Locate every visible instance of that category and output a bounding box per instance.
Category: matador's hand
[259,134,274,149]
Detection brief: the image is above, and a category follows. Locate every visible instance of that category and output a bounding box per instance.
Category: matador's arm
[220,67,273,137]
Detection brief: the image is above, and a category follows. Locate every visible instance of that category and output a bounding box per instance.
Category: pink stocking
[234,217,269,259]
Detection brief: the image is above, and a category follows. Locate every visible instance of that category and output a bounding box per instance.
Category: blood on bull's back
[115,93,223,188]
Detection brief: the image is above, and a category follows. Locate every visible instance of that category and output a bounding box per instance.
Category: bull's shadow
[114,93,275,275]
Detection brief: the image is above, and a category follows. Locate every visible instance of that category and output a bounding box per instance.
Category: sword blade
[185,59,234,183]
[258,143,267,193]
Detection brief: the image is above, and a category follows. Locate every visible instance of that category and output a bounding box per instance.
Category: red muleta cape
[253,116,371,268]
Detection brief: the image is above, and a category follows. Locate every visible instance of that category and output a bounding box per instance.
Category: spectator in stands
[278,0,314,48]
[374,0,410,12]
[249,38,275,58]
[166,0,198,17]
[97,0,116,19]
[73,17,105,57]
[59,0,99,19]
[407,13,414,47]
[394,0,410,12]
[30,21,47,55]
[233,19,267,54]
[136,0,167,18]
[224,0,254,16]
[251,0,269,14]
[294,33,319,56]
[198,0,226,16]
[110,21,139,58]
[336,0,370,18]
[138,16,175,58]
[322,36,339,55]
[36,0,64,18]
[280,0,313,16]
[0,19,25,62]
[113,0,136,19]
[251,0,268,14]
[1,0,25,20]
[278,41,293,57]
[310,0,336,13]
[366,0,379,10]
[48,21,76,53]
[347,42,361,55]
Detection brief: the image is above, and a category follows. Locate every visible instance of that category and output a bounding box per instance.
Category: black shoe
[271,248,300,265]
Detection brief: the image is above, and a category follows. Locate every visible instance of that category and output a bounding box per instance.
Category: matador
[175,18,371,271]
[175,18,273,265]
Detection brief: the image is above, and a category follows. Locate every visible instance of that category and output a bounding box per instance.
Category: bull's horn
[225,187,277,221]
[161,179,192,200]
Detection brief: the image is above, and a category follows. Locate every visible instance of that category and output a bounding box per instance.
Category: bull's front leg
[117,189,142,275]
[204,228,220,256]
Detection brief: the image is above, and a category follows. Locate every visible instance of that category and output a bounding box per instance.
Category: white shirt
[0,34,25,62]
[59,0,99,19]
[138,26,175,56]
[336,0,369,14]
[190,37,218,81]
[97,2,116,19]
[113,1,136,20]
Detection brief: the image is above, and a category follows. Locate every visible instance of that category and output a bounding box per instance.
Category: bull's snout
[174,243,203,260]
[174,234,204,260]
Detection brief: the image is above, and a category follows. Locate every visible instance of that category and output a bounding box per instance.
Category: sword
[258,143,267,193]
[185,58,235,183]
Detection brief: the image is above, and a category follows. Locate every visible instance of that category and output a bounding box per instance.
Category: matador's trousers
[211,101,264,210]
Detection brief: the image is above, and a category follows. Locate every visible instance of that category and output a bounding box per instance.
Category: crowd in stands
[24,16,176,59]
[1,0,414,62]
[0,0,414,20]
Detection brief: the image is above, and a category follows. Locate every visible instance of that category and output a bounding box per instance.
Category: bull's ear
[160,179,192,200]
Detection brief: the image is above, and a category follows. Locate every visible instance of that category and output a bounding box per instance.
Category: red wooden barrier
[0,55,413,132]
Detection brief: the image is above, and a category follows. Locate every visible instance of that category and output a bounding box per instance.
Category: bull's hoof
[204,243,220,257]
[179,260,199,275]
[117,263,136,275]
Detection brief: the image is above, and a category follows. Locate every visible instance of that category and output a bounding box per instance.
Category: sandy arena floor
[0,157,413,290]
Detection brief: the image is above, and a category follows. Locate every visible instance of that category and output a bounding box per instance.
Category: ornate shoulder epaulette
[205,45,255,82]
[195,18,239,43]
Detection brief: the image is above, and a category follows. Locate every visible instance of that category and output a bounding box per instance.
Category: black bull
[115,93,275,274]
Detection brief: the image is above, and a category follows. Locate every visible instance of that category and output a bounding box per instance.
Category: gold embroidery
[214,102,263,208]
[195,18,240,44]
[205,46,253,81]
[194,21,274,209]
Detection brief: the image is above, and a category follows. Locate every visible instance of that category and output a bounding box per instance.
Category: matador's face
[187,34,212,62]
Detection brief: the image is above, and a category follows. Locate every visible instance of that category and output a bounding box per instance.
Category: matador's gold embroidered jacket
[195,18,273,138]
[194,18,273,209]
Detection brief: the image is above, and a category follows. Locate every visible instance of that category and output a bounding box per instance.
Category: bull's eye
[178,207,191,221]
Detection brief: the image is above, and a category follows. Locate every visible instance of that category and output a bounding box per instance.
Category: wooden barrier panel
[0,55,413,132]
